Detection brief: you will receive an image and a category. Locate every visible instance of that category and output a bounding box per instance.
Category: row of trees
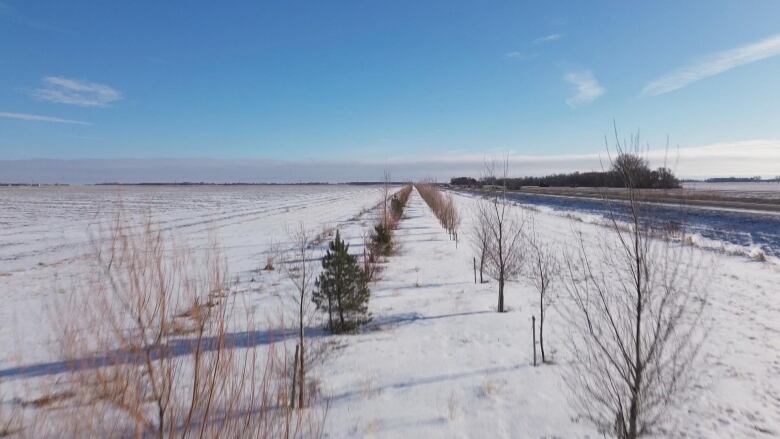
[468,143,706,438]
[313,184,413,335]
[415,182,461,245]
[451,153,680,189]
[279,183,414,414]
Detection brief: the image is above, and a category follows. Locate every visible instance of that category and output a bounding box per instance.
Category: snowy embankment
[321,188,780,438]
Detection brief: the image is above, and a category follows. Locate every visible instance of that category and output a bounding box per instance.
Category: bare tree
[479,159,526,313]
[562,135,708,438]
[282,223,318,409]
[382,169,391,226]
[524,215,559,363]
[446,193,461,246]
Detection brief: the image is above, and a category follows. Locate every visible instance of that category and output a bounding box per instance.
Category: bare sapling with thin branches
[382,169,391,227]
[524,215,559,363]
[478,159,526,313]
[445,193,461,246]
[470,205,490,284]
[561,132,708,439]
[281,224,318,410]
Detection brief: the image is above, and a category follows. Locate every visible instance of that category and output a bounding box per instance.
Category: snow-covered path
[322,188,586,437]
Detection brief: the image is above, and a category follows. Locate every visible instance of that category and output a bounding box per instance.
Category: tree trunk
[337,295,345,330]
[628,230,643,439]
[532,315,537,366]
[498,275,504,312]
[327,295,333,332]
[479,252,485,283]
[539,305,545,363]
[298,294,305,408]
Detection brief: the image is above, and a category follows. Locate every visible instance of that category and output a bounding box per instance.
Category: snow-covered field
[0,184,391,365]
[1,185,778,437]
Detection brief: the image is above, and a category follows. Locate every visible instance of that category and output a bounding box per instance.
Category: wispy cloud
[642,33,780,96]
[31,76,122,107]
[0,111,91,125]
[504,33,564,60]
[533,33,564,45]
[564,70,604,107]
[504,51,530,60]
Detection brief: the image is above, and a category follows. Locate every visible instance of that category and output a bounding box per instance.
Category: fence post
[473,257,477,284]
[532,316,537,367]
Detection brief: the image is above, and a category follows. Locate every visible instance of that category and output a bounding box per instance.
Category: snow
[1,185,779,437]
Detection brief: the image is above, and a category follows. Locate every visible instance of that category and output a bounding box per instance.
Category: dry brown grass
[7,214,326,438]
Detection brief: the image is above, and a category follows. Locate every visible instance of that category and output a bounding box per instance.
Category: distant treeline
[1,183,70,187]
[703,176,780,183]
[95,182,333,186]
[451,154,681,189]
[92,182,409,186]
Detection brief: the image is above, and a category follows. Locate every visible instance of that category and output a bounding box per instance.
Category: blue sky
[1,1,780,180]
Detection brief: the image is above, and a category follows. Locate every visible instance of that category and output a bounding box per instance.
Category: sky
[1,0,780,182]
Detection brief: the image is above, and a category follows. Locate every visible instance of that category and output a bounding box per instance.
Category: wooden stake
[532,316,537,367]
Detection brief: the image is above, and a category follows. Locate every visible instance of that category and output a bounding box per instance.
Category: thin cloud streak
[32,76,122,107]
[642,33,780,96]
[0,111,91,125]
[564,70,604,107]
[533,33,564,45]
[504,51,530,60]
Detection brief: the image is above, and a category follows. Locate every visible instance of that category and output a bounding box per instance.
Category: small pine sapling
[313,231,371,333]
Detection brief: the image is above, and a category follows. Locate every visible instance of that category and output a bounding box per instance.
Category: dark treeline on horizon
[451,153,681,190]
[703,176,780,183]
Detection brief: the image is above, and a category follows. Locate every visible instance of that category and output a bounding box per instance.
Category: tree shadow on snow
[0,326,327,380]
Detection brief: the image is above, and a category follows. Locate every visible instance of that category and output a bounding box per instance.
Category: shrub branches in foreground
[36,215,326,438]
[561,135,707,439]
[524,215,560,364]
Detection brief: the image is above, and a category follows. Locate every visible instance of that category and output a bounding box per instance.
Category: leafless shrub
[470,204,491,283]
[524,215,560,363]
[264,239,282,271]
[280,224,319,410]
[21,214,326,438]
[0,382,22,437]
[360,230,379,282]
[561,134,708,438]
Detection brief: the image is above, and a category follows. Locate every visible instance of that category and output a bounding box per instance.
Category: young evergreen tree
[313,231,371,333]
